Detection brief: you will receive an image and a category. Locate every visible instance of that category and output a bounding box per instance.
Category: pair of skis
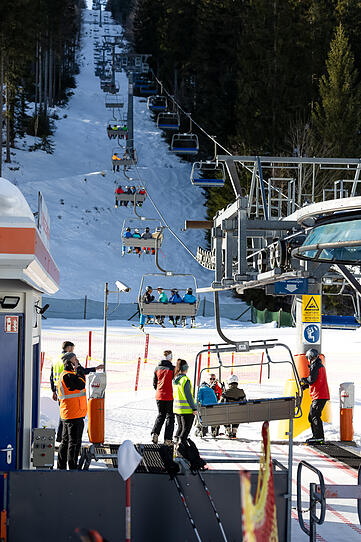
[173,470,228,542]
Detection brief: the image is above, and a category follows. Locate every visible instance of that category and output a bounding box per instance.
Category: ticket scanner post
[0,179,59,471]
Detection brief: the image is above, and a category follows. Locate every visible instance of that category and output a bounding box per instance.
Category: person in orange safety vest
[57,352,87,470]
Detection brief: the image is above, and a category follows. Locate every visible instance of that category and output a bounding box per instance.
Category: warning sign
[5,316,18,333]
[302,295,321,323]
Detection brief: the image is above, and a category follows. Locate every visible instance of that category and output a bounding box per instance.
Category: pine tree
[312,24,361,157]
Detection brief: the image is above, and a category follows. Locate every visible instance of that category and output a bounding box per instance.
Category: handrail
[297,460,326,539]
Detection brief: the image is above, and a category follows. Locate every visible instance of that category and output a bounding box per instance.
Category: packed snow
[4,3,361,540]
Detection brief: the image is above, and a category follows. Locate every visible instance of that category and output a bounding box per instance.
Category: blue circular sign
[304,324,320,344]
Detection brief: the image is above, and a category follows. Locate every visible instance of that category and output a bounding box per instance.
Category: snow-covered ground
[4,3,361,540]
[2,8,211,302]
[40,318,361,542]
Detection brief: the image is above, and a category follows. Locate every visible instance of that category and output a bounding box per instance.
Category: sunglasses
[210,377,216,380]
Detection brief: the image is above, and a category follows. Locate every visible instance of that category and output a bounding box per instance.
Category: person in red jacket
[209,373,223,401]
[151,350,175,445]
[115,185,124,208]
[301,348,330,444]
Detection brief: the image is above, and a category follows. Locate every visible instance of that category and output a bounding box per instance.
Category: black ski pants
[57,418,84,470]
[152,400,174,441]
[308,399,328,440]
[175,413,195,444]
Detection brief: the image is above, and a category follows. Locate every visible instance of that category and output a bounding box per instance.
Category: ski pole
[197,472,228,542]
[173,476,202,542]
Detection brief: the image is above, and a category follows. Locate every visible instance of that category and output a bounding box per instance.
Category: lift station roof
[0,177,59,294]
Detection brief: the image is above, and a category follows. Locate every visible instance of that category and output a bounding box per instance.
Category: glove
[300,377,309,390]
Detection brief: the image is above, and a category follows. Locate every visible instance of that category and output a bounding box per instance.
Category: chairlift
[115,185,147,207]
[121,220,163,255]
[194,340,302,428]
[147,95,167,112]
[112,147,137,169]
[105,93,124,109]
[171,133,199,155]
[191,160,226,187]
[107,119,128,140]
[171,114,199,155]
[157,112,180,131]
[138,273,199,317]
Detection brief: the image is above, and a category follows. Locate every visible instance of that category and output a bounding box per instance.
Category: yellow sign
[302,295,321,323]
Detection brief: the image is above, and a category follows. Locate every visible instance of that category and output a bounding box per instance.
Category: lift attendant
[57,352,87,470]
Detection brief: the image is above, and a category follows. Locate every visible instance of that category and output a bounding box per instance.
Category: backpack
[178,438,207,473]
[159,445,180,480]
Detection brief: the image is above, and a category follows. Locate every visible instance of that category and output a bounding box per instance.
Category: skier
[209,373,223,401]
[169,288,183,327]
[57,352,87,470]
[173,359,197,445]
[196,381,218,437]
[156,287,168,326]
[151,226,162,253]
[123,185,132,207]
[151,350,175,445]
[112,152,121,172]
[132,228,141,256]
[141,226,153,254]
[181,287,197,328]
[221,375,246,439]
[139,286,154,330]
[114,185,124,208]
[137,187,145,207]
[300,348,330,444]
[123,227,133,255]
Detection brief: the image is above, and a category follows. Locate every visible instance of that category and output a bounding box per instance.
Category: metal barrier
[297,460,361,541]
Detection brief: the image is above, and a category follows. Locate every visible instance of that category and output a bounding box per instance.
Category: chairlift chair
[112,147,137,169]
[138,273,199,317]
[147,95,167,112]
[191,160,226,187]
[157,112,180,131]
[105,94,124,109]
[122,220,163,253]
[107,119,128,140]
[115,186,147,207]
[171,133,199,155]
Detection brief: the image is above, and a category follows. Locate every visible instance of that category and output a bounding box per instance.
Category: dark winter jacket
[302,357,330,401]
[142,291,155,304]
[221,383,246,403]
[141,231,153,240]
[153,359,175,401]
[61,361,86,392]
[169,293,183,304]
[50,355,95,393]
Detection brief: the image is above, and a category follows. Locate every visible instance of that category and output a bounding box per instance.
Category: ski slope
[2,8,211,302]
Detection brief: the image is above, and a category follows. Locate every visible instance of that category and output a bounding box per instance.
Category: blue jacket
[197,384,218,406]
[183,294,196,304]
[169,293,183,304]
[124,231,133,238]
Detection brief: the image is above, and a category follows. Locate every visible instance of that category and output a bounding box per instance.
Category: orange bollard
[88,397,104,444]
[197,354,202,386]
[340,382,354,441]
[231,352,234,375]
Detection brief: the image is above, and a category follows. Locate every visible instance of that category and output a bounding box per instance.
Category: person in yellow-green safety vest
[50,340,103,442]
[173,358,197,444]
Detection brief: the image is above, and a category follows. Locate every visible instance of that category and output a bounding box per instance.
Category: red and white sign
[5,316,18,333]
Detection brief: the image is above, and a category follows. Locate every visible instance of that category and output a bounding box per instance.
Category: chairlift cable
[150,71,298,207]
[132,162,199,263]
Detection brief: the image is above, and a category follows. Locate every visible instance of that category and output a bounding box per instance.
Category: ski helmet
[145,285,153,292]
[187,288,193,294]
[145,227,150,232]
[134,228,139,233]
[126,227,131,232]
[228,374,239,384]
[306,348,318,361]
